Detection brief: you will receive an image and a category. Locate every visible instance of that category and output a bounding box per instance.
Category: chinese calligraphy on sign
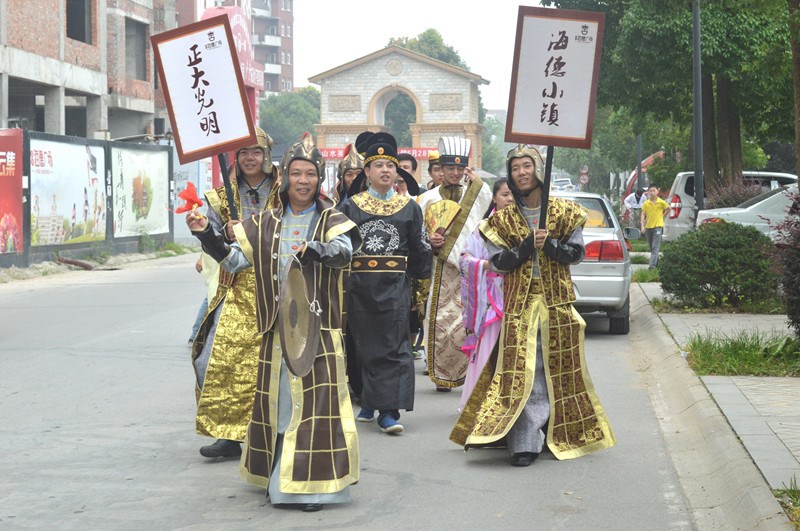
[505,7,605,149]
[187,43,219,137]
[151,15,256,164]
[318,147,437,160]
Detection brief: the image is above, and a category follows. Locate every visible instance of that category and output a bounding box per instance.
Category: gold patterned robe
[191,176,279,441]
[417,179,493,388]
[236,198,360,493]
[450,198,616,459]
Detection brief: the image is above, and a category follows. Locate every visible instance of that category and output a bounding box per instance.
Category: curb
[629,284,792,530]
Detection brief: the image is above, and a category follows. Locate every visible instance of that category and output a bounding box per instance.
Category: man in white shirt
[623,188,647,227]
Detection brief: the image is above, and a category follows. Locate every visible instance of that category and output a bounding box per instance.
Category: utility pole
[693,0,704,209]
[636,134,643,191]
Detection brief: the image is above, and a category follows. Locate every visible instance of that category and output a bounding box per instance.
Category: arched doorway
[310,45,488,176]
[368,85,422,148]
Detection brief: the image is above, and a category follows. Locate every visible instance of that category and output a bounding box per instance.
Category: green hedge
[660,222,778,308]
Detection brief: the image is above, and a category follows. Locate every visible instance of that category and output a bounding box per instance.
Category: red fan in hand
[175,182,204,215]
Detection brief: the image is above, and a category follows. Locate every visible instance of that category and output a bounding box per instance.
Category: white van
[662,171,798,241]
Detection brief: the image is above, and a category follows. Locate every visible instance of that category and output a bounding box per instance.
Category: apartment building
[176,0,293,97]
[0,0,177,139]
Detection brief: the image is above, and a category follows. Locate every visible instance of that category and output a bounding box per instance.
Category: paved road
[0,254,692,530]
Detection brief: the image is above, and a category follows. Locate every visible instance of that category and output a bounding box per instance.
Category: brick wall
[107,0,154,102]
[7,0,60,59]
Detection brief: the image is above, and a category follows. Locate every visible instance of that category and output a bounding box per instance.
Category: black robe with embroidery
[338,192,431,411]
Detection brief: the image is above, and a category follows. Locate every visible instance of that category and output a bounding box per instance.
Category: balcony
[252,7,274,19]
[262,63,282,75]
[251,34,282,48]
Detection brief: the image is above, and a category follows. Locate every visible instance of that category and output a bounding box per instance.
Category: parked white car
[695,183,799,240]
[552,178,575,191]
[663,171,797,241]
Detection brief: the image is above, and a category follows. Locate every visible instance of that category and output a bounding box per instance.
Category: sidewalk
[639,282,800,491]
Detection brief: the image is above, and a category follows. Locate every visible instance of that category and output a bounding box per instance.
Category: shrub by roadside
[659,223,779,308]
[772,186,800,339]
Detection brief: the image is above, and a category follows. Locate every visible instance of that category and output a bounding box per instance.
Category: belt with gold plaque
[351,255,407,272]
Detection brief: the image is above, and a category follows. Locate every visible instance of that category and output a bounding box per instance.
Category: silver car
[554,191,640,334]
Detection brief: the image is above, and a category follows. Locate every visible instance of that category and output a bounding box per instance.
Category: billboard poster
[29,138,107,246]
[0,129,23,253]
[172,148,213,242]
[111,146,170,237]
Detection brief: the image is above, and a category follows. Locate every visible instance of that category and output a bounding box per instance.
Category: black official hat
[351,132,419,196]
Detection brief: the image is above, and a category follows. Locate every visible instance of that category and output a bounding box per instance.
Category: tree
[789,0,800,176]
[542,0,794,189]
[553,106,690,194]
[481,116,508,175]
[384,93,415,147]
[258,87,320,146]
[388,29,469,69]
[388,29,494,159]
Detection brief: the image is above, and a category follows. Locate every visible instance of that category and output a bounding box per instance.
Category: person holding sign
[450,145,615,467]
[187,133,361,511]
[190,127,282,459]
[416,137,493,392]
[338,132,431,434]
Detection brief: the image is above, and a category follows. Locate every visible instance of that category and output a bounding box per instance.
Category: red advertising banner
[0,129,24,253]
[318,147,437,160]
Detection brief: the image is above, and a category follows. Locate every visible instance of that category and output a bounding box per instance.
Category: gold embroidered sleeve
[233,221,255,266]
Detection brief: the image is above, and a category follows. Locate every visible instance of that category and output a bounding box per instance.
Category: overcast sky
[292,0,538,110]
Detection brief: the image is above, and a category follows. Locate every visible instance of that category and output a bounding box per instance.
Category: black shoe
[510,452,539,467]
[199,439,242,458]
[300,503,323,512]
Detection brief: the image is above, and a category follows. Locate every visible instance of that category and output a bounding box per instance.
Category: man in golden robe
[416,137,493,391]
[189,134,361,511]
[450,145,615,466]
[190,127,281,459]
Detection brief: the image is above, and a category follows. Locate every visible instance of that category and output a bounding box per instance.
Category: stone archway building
[310,45,489,177]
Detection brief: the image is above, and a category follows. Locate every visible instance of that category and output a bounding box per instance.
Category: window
[265,80,271,91]
[280,24,285,36]
[287,52,292,65]
[287,0,292,11]
[269,25,277,36]
[281,51,285,64]
[125,18,148,81]
[286,24,291,37]
[287,80,292,91]
[66,0,92,44]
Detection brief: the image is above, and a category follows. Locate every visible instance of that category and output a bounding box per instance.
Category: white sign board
[505,7,605,149]
[151,15,256,164]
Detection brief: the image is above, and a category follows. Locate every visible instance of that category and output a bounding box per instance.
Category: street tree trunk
[715,76,743,185]
[701,72,720,188]
[789,0,800,178]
